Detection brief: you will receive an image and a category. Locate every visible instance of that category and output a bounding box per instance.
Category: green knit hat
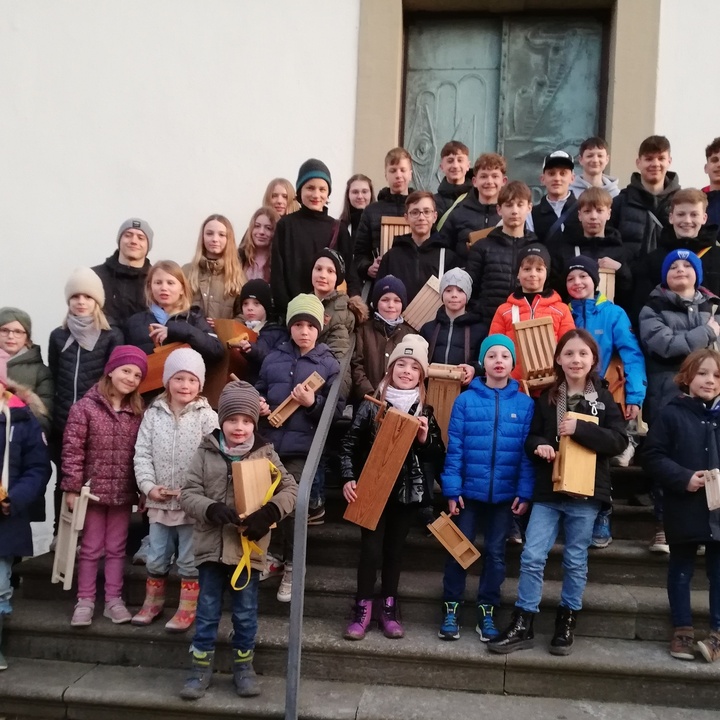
[0,307,32,339]
[479,334,516,368]
[286,293,325,333]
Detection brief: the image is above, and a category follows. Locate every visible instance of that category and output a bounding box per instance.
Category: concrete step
[1,657,717,720]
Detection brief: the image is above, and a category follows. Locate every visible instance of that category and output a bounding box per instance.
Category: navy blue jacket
[420,306,487,366]
[243,321,290,386]
[442,378,535,504]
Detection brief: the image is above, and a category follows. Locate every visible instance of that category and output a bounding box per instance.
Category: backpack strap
[436,192,467,231]
[439,248,446,278]
[546,204,576,241]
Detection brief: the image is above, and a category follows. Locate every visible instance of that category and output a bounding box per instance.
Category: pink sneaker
[71,599,95,627]
[379,597,404,639]
[344,599,372,640]
[104,599,132,624]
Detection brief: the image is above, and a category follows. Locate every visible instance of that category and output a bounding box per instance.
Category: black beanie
[315,248,346,287]
[566,255,600,290]
[516,244,552,273]
[372,275,408,310]
[239,279,273,315]
[296,158,332,195]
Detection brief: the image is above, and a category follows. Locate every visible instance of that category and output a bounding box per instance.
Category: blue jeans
[442,500,512,606]
[309,455,327,510]
[0,556,13,615]
[147,522,197,578]
[191,562,259,652]
[668,542,720,630]
[516,499,601,613]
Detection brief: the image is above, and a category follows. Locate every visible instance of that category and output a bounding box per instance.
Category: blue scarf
[150,304,170,325]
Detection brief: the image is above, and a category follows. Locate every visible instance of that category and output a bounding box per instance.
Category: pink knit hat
[104,345,148,379]
[0,348,8,387]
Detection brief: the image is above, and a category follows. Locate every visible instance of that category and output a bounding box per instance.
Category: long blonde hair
[63,303,111,331]
[185,214,243,298]
[263,178,300,216]
[145,261,192,315]
[239,206,280,270]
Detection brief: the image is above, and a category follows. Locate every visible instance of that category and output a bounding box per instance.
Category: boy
[434,140,472,216]
[440,153,507,260]
[439,335,534,642]
[703,137,720,226]
[610,135,680,261]
[376,192,459,303]
[531,150,581,253]
[466,181,536,325]
[179,380,298,699]
[489,245,574,383]
[569,137,619,198]
[354,147,414,281]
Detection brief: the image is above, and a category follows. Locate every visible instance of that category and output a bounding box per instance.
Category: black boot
[180,649,215,700]
[487,609,535,654]
[550,605,577,656]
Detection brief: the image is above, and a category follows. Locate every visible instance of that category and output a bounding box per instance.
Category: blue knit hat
[662,248,703,288]
[372,275,408,310]
[479,334,516,369]
[296,158,332,195]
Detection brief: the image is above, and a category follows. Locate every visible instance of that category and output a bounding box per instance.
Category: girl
[61,345,148,626]
[238,207,279,284]
[183,215,244,322]
[262,178,300,218]
[340,174,375,237]
[124,261,224,365]
[488,329,627,656]
[642,349,720,663]
[342,334,444,640]
[132,348,217,631]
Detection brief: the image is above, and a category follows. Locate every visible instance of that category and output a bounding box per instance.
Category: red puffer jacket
[61,384,142,506]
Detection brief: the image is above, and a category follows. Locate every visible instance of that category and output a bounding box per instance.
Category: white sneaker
[611,437,636,467]
[277,564,293,603]
[259,554,284,582]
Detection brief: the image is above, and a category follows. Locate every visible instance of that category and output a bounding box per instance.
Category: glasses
[407,209,435,219]
[0,328,27,338]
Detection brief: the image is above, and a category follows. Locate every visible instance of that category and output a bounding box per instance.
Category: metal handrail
[284,337,355,720]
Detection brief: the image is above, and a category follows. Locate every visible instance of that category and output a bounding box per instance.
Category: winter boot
[179,648,215,700]
[549,606,577,656]
[487,609,535,654]
[378,597,404,639]
[165,579,199,633]
[0,617,7,671]
[232,649,261,697]
[344,599,372,640]
[131,576,167,626]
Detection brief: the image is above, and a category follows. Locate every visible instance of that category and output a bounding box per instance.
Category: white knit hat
[162,347,207,390]
[64,267,106,308]
[387,334,429,375]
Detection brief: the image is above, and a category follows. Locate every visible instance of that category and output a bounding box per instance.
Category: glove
[206,502,241,526]
[242,503,281,541]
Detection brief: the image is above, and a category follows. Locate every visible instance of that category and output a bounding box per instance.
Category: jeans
[516,499,601,613]
[309,455,327,510]
[191,562,259,652]
[668,541,720,630]
[443,500,513,606]
[146,521,197,578]
[0,556,13,615]
[280,457,306,563]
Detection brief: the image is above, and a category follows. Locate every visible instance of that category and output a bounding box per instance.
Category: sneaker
[475,604,499,642]
[670,627,695,661]
[277,564,293,603]
[307,506,326,526]
[438,601,460,640]
[103,598,132,624]
[698,544,706,557]
[259,554,284,582]
[71,599,95,627]
[611,436,636,467]
[649,525,670,554]
[591,509,613,549]
[698,630,720,663]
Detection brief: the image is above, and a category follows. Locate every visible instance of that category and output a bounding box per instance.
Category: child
[354,147,414,282]
[642,349,720,663]
[703,138,720,226]
[440,152,506,260]
[132,348,218,631]
[183,215,244,321]
[420,268,487,386]
[466,181,536,325]
[488,329,627,656]
[376,191,459,303]
[238,207,279,284]
[489,245,575,383]
[0,350,52,670]
[351,275,415,402]
[610,135,680,261]
[433,140,472,217]
[179,381,297,699]
[569,136,619,198]
[255,294,340,598]
[270,159,359,315]
[61,345,148,626]
[340,174,375,237]
[262,178,300,217]
[439,336,534,641]
[342,335,444,640]
[124,261,224,365]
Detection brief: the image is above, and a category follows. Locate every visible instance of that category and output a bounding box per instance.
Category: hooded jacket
[439,188,501,262]
[7,345,53,430]
[242,320,289,387]
[318,291,368,361]
[531,194,582,255]
[181,259,244,320]
[420,306,487,366]
[92,251,151,328]
[434,176,473,217]
[569,174,620,199]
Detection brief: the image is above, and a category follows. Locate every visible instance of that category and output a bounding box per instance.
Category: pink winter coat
[61,384,142,506]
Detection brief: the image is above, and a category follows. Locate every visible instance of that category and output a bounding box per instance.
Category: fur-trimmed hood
[4,379,48,421]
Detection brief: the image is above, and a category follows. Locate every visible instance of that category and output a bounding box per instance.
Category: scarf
[62,315,102,352]
[150,304,170,325]
[220,432,255,461]
[384,385,421,415]
[374,311,404,329]
[199,256,225,274]
[556,379,598,435]
[245,320,265,333]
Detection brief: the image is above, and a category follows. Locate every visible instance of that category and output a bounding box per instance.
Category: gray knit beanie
[117,218,154,251]
[440,268,473,299]
[218,380,260,426]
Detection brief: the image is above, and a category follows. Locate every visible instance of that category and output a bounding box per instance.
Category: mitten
[206,502,241,526]
[242,503,281,541]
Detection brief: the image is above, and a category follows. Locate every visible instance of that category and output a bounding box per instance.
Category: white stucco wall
[656,0,720,189]
[0,0,360,348]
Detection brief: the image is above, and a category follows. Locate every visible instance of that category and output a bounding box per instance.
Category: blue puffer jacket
[442,377,535,504]
[570,293,647,407]
[243,321,289,386]
[255,340,340,456]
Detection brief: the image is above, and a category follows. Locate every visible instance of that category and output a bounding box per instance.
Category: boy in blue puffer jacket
[438,335,535,642]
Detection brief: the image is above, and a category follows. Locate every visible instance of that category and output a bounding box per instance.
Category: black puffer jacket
[340,398,445,505]
[47,325,123,441]
[466,227,539,324]
[642,394,720,544]
[609,172,680,261]
[92,251,151,328]
[354,187,412,280]
[434,177,473,217]
[531,195,582,256]
[439,188,500,262]
[420,306,487,366]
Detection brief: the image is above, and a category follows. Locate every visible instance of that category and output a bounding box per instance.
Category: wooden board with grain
[137,342,189,394]
[514,316,556,393]
[599,268,616,302]
[426,363,463,447]
[232,458,273,517]
[552,411,599,498]
[380,216,411,256]
[404,275,442,331]
[267,371,325,428]
[706,469,720,511]
[428,511,481,570]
